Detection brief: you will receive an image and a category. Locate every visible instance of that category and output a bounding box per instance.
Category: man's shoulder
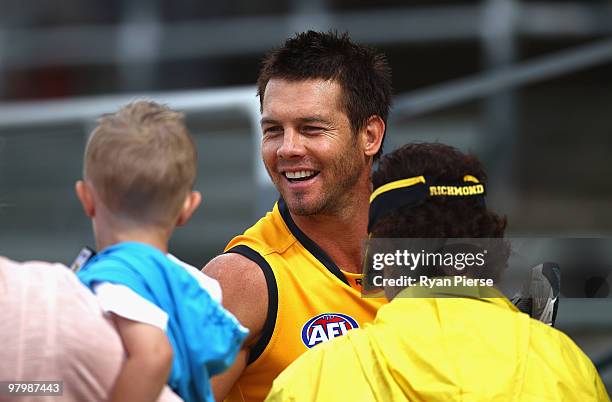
[203,253,268,343]
[526,318,604,392]
[204,253,267,289]
[225,206,295,256]
[528,318,584,358]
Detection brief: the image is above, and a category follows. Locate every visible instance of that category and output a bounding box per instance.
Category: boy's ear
[362,115,385,158]
[176,191,202,227]
[75,180,95,218]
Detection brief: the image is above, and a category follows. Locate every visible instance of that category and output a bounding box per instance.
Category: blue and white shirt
[78,242,248,402]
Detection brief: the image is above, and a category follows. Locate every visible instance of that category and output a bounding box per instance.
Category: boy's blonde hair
[84,100,197,226]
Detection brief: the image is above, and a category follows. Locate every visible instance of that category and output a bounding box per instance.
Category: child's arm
[109,315,173,402]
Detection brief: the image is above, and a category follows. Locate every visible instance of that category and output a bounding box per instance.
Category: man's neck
[290,185,370,274]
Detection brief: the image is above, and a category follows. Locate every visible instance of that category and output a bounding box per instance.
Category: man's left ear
[176,191,202,227]
[362,115,385,158]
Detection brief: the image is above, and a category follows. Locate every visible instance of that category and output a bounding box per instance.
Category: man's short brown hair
[257,30,392,160]
[84,100,197,227]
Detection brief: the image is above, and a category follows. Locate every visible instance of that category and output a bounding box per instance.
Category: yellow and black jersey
[224,198,386,402]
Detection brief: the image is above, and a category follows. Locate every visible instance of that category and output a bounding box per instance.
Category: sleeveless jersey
[224,199,386,402]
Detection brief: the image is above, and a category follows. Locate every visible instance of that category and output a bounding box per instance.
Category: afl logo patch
[301,313,359,348]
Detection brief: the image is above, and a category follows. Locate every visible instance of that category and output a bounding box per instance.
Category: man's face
[261,78,368,216]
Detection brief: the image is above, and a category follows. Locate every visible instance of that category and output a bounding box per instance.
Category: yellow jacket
[266,287,609,402]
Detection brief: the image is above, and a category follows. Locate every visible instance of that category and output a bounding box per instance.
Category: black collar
[277,198,350,286]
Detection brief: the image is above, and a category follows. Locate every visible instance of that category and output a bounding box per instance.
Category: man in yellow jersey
[202,30,391,401]
[266,143,610,401]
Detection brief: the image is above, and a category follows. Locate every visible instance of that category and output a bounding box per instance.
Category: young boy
[75,100,248,402]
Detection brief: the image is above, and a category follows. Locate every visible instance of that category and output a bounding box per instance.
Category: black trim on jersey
[278,197,350,286]
[225,245,278,365]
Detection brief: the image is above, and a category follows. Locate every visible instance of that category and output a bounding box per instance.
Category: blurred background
[0,0,611,391]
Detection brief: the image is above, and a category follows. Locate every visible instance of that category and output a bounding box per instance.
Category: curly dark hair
[257,30,392,160]
[371,142,507,238]
[369,143,510,285]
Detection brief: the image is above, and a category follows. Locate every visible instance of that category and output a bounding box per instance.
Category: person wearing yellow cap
[265,142,609,402]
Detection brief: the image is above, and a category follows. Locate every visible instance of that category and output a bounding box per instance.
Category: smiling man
[202,31,392,401]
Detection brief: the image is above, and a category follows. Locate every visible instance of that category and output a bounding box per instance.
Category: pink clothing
[0,257,181,402]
